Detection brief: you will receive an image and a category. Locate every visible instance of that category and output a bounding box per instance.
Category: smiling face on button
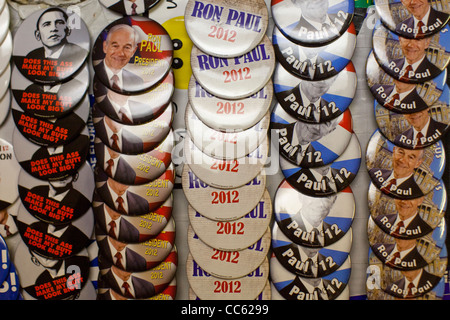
[399,36,431,65]
[400,0,430,20]
[103,25,138,74]
[392,146,424,179]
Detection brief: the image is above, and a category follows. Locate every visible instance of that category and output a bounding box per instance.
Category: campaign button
[368,215,446,271]
[366,129,445,200]
[368,181,447,240]
[94,163,174,216]
[366,50,447,114]
[367,246,447,300]
[271,0,354,46]
[190,35,275,99]
[270,252,351,300]
[92,16,173,94]
[93,70,174,126]
[12,7,90,84]
[93,191,172,243]
[186,252,269,300]
[185,102,269,160]
[374,85,450,149]
[11,63,89,119]
[181,164,266,221]
[0,89,10,126]
[92,102,173,155]
[17,163,94,226]
[0,263,20,301]
[0,200,19,239]
[94,130,173,185]
[372,21,450,84]
[13,240,91,300]
[374,0,450,39]
[189,280,272,300]
[280,133,361,197]
[97,277,177,300]
[0,139,20,211]
[184,0,269,58]
[99,0,161,15]
[271,103,353,168]
[188,75,273,132]
[188,189,272,251]
[184,134,268,189]
[273,22,356,81]
[13,126,89,182]
[0,31,12,76]
[271,281,349,300]
[0,3,10,46]
[0,63,10,99]
[274,179,355,248]
[0,234,9,285]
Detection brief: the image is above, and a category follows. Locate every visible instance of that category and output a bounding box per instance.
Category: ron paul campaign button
[372,21,450,84]
[366,129,445,200]
[273,22,356,81]
[99,0,161,15]
[187,189,272,251]
[12,7,90,85]
[374,85,450,149]
[274,179,355,248]
[271,0,354,47]
[184,0,269,58]
[190,35,275,100]
[271,103,353,168]
[0,139,20,211]
[366,50,447,114]
[97,277,177,300]
[188,75,273,132]
[93,70,174,126]
[11,63,90,119]
[374,0,450,39]
[92,16,173,95]
[368,181,447,240]
[270,281,349,300]
[280,133,361,197]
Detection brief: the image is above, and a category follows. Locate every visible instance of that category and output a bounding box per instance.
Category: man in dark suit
[385,267,442,299]
[108,0,159,15]
[373,237,429,269]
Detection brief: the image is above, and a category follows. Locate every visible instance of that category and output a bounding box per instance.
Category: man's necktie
[386,251,400,267]
[415,132,424,148]
[416,21,425,38]
[131,2,137,15]
[111,74,121,92]
[406,282,415,298]
[105,159,114,177]
[116,196,127,214]
[391,220,404,237]
[385,93,400,110]
[111,133,120,151]
[122,281,133,298]
[119,108,133,125]
[381,179,396,194]
[109,220,117,238]
[115,251,124,270]
[400,65,413,82]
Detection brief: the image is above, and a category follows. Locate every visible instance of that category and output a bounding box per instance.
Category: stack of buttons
[365,0,450,300]
[183,0,274,300]
[269,0,360,300]
[9,7,97,300]
[91,15,178,300]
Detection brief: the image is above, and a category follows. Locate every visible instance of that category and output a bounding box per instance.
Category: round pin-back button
[274,179,355,248]
[0,31,12,76]
[93,191,172,243]
[0,263,20,301]
[188,75,273,132]
[12,7,90,84]
[374,0,450,39]
[184,134,268,189]
[12,95,89,147]
[270,280,349,300]
[273,22,356,81]
[184,0,269,58]
[17,163,94,226]
[271,103,353,168]
[13,240,90,300]
[97,247,177,299]
[366,129,445,200]
[92,16,173,95]
[270,252,351,300]
[368,215,446,271]
[0,3,10,47]
[0,89,10,126]
[372,21,450,84]
[94,163,174,216]
[13,126,89,182]
[271,0,354,47]
[96,217,175,272]
[190,35,275,99]
[94,130,173,185]
[185,103,269,160]
[0,139,20,211]
[366,51,447,114]
[273,61,357,124]
[93,70,174,126]
[0,200,19,239]
[97,277,177,300]
[375,85,450,150]
[368,181,447,240]
[0,234,10,285]
[11,63,90,119]
[0,63,11,99]
[92,102,173,155]
[181,164,266,221]
[187,189,272,251]
[280,133,361,197]
[186,253,269,300]
[99,0,161,15]
[367,245,447,299]
[188,224,271,279]
[189,280,272,300]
